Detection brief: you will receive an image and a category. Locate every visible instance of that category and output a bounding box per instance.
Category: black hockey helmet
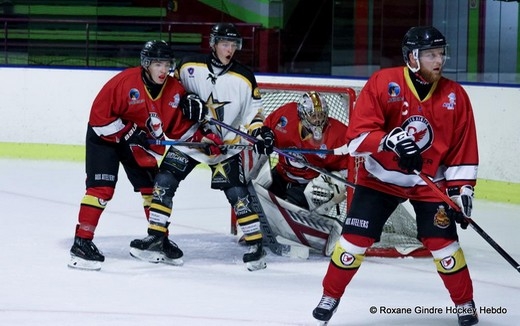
[209,23,242,50]
[402,26,447,65]
[140,40,175,68]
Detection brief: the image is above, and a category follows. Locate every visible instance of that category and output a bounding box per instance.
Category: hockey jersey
[174,55,264,165]
[347,66,479,201]
[89,67,194,145]
[265,102,349,184]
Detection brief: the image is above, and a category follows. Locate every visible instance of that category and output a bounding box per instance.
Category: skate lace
[317,296,337,310]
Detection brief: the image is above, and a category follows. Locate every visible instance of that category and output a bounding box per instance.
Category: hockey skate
[312,295,340,325]
[130,233,184,266]
[456,300,479,326]
[243,242,267,271]
[68,236,105,271]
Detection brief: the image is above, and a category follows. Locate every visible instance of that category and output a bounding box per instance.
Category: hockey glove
[446,185,474,230]
[121,123,161,168]
[180,93,207,122]
[252,126,275,155]
[382,127,423,173]
[191,128,225,156]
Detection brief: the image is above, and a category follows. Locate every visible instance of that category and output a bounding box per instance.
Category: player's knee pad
[224,186,250,206]
[427,239,467,274]
[152,170,180,207]
[330,235,369,270]
[83,186,114,209]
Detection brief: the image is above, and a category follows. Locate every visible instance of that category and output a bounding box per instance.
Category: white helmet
[297,91,329,141]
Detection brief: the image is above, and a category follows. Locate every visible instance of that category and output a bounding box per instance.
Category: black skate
[243,242,267,271]
[130,233,183,266]
[456,300,479,326]
[312,295,340,325]
[68,236,105,271]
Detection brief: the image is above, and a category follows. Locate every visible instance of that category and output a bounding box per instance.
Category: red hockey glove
[191,128,225,156]
[446,185,474,230]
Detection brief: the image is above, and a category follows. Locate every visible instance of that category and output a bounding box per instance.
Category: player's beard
[419,67,442,84]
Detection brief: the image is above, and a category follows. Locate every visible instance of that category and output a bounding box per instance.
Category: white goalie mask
[297,91,329,141]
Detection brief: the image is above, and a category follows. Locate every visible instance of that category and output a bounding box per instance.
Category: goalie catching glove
[304,172,347,215]
[180,93,207,122]
[382,127,423,173]
[190,126,225,156]
[446,185,474,230]
[251,126,275,155]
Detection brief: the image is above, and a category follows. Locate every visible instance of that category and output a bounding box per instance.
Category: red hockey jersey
[89,67,194,144]
[347,66,478,201]
[265,102,349,184]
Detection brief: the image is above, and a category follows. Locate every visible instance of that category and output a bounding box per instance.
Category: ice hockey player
[264,91,348,212]
[247,91,349,256]
[129,23,275,271]
[312,26,479,326]
[68,40,196,271]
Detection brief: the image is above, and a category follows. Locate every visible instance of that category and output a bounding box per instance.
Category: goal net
[235,82,429,258]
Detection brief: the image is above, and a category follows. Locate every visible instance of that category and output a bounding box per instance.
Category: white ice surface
[0,159,519,326]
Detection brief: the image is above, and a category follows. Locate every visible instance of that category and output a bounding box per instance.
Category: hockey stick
[414,169,520,273]
[246,181,291,256]
[206,117,355,189]
[152,139,345,155]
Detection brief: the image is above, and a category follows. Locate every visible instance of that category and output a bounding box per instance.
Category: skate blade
[129,248,183,266]
[316,321,329,326]
[245,258,267,271]
[68,256,102,271]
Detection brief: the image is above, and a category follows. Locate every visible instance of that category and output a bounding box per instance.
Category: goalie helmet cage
[231,82,430,258]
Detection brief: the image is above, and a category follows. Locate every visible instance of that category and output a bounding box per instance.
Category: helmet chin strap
[406,49,421,73]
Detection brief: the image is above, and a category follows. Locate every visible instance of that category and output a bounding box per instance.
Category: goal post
[231,82,429,258]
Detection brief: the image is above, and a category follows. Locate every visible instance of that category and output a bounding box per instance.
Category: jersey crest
[402,115,433,152]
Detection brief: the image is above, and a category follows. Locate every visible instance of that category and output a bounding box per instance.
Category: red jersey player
[313,26,479,326]
[265,91,348,210]
[68,40,196,271]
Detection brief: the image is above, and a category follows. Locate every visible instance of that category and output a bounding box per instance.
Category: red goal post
[231,81,430,258]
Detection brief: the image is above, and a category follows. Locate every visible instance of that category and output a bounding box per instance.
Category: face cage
[210,36,243,50]
[301,111,328,141]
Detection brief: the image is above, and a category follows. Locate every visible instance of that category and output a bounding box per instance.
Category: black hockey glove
[446,185,474,230]
[180,93,207,122]
[252,126,275,155]
[382,127,423,173]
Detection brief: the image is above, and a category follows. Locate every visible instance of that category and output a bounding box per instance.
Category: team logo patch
[340,252,355,266]
[129,88,140,100]
[388,82,401,96]
[153,184,168,201]
[188,67,194,75]
[440,256,456,270]
[169,93,180,109]
[433,205,451,229]
[253,87,261,99]
[443,92,456,110]
[147,113,164,139]
[234,196,252,216]
[402,115,433,152]
[278,116,288,128]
